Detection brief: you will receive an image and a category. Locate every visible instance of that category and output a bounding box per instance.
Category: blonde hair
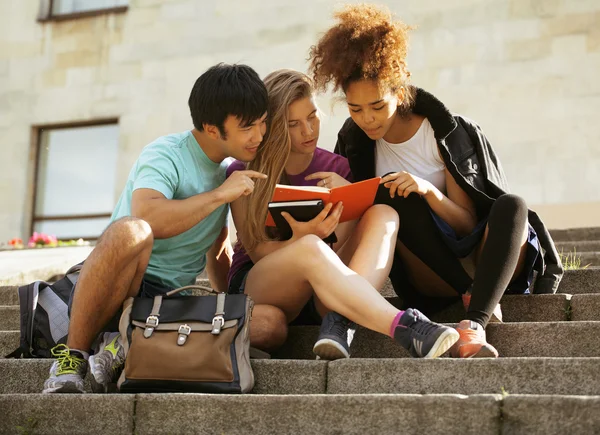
[241,69,314,251]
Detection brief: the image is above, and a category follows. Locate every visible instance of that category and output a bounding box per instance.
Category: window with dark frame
[32,120,120,241]
[38,0,129,22]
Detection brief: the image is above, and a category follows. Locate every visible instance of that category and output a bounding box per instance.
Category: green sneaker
[89,332,125,393]
[42,344,88,393]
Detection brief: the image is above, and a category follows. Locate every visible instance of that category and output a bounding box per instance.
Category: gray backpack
[5,265,80,358]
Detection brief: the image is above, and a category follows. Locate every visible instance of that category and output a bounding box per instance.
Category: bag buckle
[144,315,160,338]
[177,324,191,346]
[211,315,225,335]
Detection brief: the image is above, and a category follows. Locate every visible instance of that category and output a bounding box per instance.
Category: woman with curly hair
[227,69,460,360]
[308,4,563,358]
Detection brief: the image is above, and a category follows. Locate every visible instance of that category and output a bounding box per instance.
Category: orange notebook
[266,177,381,226]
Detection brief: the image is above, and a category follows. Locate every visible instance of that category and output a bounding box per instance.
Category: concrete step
[577,251,600,267]
[555,240,600,253]
[2,357,599,397]
[0,286,17,305]
[0,359,326,395]
[326,357,600,396]
[3,321,600,360]
[0,306,19,330]
[272,321,600,359]
[551,227,600,242]
[0,293,577,331]
[570,294,600,321]
[0,331,19,357]
[1,393,598,435]
[557,268,600,294]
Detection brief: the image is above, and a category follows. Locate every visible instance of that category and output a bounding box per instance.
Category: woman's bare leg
[244,234,398,335]
[309,205,400,316]
[336,205,399,289]
[245,231,459,359]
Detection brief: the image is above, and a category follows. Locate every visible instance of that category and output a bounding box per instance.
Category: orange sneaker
[462,293,503,323]
[449,320,499,358]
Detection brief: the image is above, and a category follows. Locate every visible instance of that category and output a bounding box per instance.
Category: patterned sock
[389,310,406,337]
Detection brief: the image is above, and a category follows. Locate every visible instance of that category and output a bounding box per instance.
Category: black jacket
[334,88,563,294]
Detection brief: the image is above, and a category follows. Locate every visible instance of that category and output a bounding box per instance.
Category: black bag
[6,264,81,358]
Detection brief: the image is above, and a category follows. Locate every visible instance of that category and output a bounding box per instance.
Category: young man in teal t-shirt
[43,64,287,393]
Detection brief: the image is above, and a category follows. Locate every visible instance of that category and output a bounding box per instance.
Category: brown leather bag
[117,285,254,393]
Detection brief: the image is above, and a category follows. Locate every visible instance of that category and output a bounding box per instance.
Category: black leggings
[375,186,529,328]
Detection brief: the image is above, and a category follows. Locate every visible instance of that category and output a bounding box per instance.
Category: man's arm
[206,226,232,293]
[131,170,267,239]
[131,188,226,239]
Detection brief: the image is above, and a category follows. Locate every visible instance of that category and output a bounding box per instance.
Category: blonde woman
[227,69,459,360]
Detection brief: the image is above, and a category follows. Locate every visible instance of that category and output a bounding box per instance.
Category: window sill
[37,6,128,22]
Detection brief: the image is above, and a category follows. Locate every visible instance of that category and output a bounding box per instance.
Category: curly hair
[309,4,413,99]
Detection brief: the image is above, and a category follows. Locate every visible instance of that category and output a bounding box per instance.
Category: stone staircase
[1,228,600,434]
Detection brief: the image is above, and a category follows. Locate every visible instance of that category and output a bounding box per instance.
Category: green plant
[500,386,509,398]
[15,417,38,435]
[559,248,591,270]
[564,303,573,321]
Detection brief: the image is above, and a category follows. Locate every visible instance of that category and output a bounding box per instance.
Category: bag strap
[64,263,83,285]
[142,285,229,337]
[6,281,46,358]
[143,295,163,338]
[211,292,226,335]
[164,285,217,297]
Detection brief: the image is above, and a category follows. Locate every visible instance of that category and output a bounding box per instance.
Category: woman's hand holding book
[281,201,343,241]
[381,171,435,199]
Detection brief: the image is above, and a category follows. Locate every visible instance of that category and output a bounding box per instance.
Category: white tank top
[375,118,446,194]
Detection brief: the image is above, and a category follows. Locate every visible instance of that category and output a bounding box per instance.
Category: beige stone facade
[1,0,599,242]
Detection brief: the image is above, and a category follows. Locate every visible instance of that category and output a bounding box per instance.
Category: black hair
[188,63,268,138]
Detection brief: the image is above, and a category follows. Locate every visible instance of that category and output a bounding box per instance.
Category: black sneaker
[313,312,356,360]
[393,308,459,358]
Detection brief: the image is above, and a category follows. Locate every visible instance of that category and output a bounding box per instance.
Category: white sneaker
[42,344,87,394]
[89,332,125,393]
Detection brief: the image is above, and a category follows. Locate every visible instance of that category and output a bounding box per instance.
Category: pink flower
[28,232,58,247]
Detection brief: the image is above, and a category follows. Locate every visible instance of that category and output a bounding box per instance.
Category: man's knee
[99,217,154,252]
[249,304,288,351]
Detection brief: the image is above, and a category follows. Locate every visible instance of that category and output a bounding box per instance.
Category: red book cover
[266,177,381,226]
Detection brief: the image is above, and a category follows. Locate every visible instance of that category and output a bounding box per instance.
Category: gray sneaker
[313,312,356,360]
[89,332,125,393]
[42,344,88,393]
[393,308,460,358]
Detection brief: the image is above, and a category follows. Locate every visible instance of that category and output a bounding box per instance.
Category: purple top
[226,147,352,286]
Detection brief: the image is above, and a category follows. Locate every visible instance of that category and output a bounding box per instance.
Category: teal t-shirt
[111,131,229,289]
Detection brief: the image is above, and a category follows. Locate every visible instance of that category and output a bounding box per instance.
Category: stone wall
[1,0,599,241]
